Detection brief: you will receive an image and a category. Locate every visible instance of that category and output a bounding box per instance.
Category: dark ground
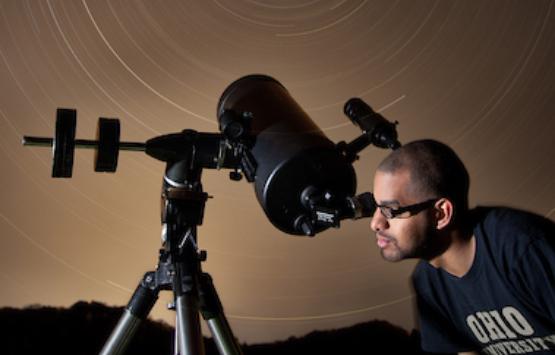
[0,301,451,354]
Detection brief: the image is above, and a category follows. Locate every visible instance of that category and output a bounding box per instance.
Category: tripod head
[22,75,400,236]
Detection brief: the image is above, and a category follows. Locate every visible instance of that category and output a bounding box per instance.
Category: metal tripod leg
[173,259,204,355]
[175,292,204,355]
[199,273,243,355]
[100,272,159,355]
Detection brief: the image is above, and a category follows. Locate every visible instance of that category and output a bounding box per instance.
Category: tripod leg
[199,273,243,355]
[175,292,205,355]
[100,273,159,355]
[172,256,205,355]
[174,313,180,355]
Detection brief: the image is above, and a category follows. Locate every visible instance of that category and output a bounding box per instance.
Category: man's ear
[435,198,454,230]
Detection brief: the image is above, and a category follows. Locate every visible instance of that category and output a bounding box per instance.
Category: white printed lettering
[477,311,508,341]
[525,338,541,351]
[467,314,490,343]
[491,310,517,339]
[531,337,550,350]
[502,307,534,336]
[517,340,533,352]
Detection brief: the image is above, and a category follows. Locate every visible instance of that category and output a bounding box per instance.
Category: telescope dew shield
[217,75,356,235]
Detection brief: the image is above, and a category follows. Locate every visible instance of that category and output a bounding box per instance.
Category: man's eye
[383,205,400,210]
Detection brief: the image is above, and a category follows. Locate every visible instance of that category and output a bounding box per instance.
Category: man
[370,139,555,354]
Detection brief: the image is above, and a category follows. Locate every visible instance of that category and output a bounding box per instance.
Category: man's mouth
[376,233,394,249]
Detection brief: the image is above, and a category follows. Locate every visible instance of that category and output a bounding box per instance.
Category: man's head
[370,139,470,262]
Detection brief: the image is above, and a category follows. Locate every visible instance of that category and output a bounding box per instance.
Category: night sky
[1,0,554,344]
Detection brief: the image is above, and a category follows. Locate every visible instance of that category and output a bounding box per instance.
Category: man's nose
[370,207,388,232]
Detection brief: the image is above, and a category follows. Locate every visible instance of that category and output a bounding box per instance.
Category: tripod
[99,167,243,355]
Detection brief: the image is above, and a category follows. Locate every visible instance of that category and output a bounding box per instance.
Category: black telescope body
[217,75,357,235]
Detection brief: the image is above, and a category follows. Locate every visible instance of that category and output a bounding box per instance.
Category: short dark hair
[377,139,470,218]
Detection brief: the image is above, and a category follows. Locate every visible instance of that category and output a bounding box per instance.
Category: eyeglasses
[375,198,440,219]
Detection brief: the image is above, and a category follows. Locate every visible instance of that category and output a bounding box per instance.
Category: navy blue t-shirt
[412,207,555,354]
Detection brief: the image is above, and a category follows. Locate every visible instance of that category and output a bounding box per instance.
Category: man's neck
[428,229,476,278]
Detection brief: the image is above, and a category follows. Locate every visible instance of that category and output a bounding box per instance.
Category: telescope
[22,75,400,355]
[24,75,399,236]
